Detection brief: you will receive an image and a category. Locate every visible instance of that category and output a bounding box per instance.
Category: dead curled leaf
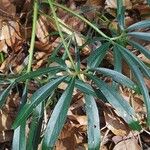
[0,21,21,41]
[0,0,16,29]
[0,20,24,63]
[56,123,77,150]
[55,120,87,150]
[0,40,7,53]
[104,107,130,136]
[0,92,19,143]
[113,139,142,150]
[36,15,49,43]
[55,92,87,150]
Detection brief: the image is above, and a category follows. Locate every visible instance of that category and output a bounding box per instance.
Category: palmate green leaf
[12,76,67,129]
[0,82,15,108]
[89,68,139,92]
[117,0,125,30]
[27,102,44,150]
[87,42,110,68]
[116,44,150,78]
[128,32,150,41]
[87,74,141,130]
[127,20,150,31]
[128,40,150,59]
[85,94,100,150]
[117,45,150,125]
[42,77,75,150]
[15,66,65,82]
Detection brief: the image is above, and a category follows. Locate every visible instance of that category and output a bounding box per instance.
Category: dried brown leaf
[36,16,49,43]
[0,40,8,53]
[0,111,13,131]
[104,108,130,136]
[113,139,142,150]
[0,130,13,143]
[55,123,77,150]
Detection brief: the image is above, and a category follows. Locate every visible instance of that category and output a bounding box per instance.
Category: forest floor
[0,0,150,149]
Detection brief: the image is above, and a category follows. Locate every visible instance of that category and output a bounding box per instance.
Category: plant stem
[53,2,110,40]
[0,52,4,63]
[27,0,38,73]
[53,2,125,42]
[48,0,76,71]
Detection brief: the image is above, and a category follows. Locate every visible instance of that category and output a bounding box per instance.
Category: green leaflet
[116,44,150,78]
[117,45,150,125]
[75,79,96,96]
[89,67,139,92]
[42,77,75,149]
[113,46,122,73]
[130,63,150,126]
[12,124,26,150]
[12,76,67,129]
[15,66,65,82]
[65,78,96,96]
[0,82,15,108]
[94,88,108,103]
[87,74,141,131]
[128,32,150,41]
[117,0,125,30]
[85,94,100,150]
[127,20,150,31]
[113,46,123,88]
[87,42,110,68]
[12,86,28,150]
[128,40,150,59]
[27,102,44,150]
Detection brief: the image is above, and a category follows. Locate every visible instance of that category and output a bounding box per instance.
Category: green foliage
[0,0,150,149]
[127,32,150,41]
[87,42,110,68]
[27,102,44,150]
[42,78,75,149]
[12,76,67,129]
[117,0,125,30]
[127,20,150,31]
[85,95,100,150]
[12,86,27,150]
[86,74,141,130]
[0,83,15,108]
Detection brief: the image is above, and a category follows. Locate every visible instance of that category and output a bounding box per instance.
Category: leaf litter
[0,0,150,149]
